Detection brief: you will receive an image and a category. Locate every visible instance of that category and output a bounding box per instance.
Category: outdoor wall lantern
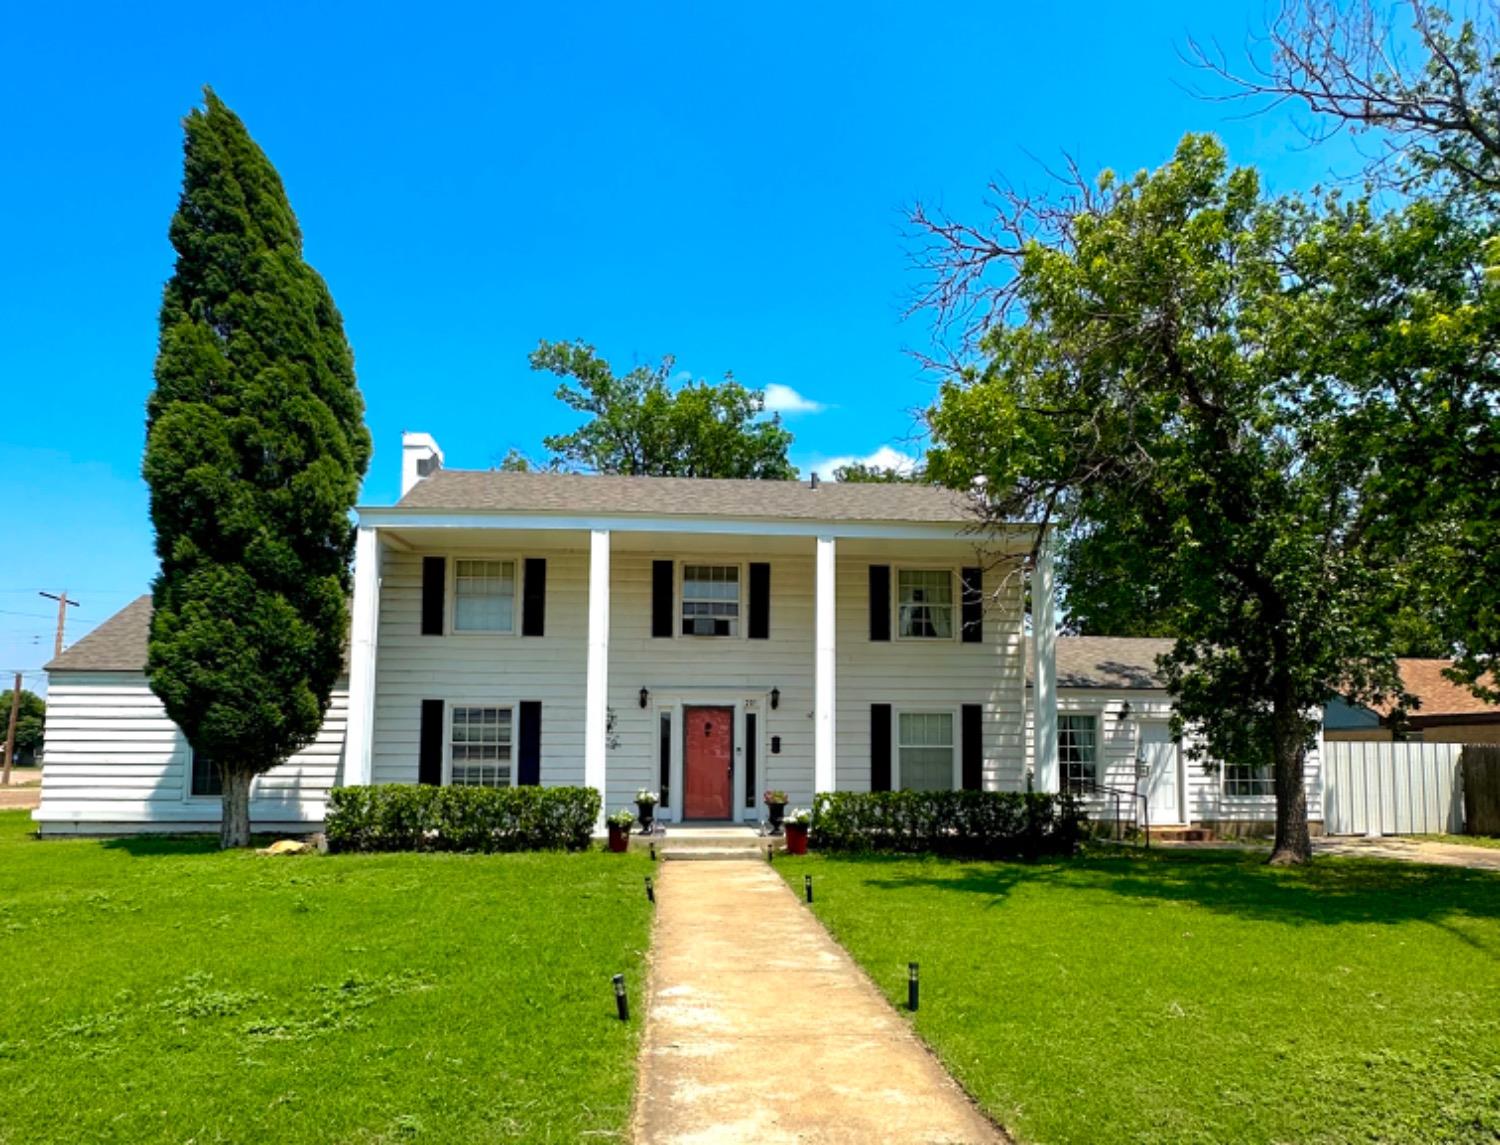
[1117,700,1133,721]
[639,686,650,709]
[770,687,780,710]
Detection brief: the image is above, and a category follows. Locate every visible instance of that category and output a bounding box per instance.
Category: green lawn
[0,811,653,1144]
[778,847,1500,1145]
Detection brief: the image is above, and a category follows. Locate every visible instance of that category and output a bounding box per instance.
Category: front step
[629,825,783,860]
[1155,826,1215,843]
[660,846,770,862]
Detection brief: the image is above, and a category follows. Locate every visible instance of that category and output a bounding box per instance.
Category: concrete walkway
[1313,835,1500,872]
[633,859,1004,1145]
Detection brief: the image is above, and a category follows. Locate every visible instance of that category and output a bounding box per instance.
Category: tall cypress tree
[144,88,371,847]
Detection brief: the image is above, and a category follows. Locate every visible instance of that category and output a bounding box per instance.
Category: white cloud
[762,383,827,415]
[801,445,921,480]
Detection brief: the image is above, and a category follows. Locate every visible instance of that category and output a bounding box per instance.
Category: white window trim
[675,559,747,641]
[444,699,518,788]
[447,555,525,637]
[892,705,961,791]
[892,563,961,643]
[1221,761,1275,800]
[1058,712,1101,791]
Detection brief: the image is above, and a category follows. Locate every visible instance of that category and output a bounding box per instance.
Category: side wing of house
[34,669,346,836]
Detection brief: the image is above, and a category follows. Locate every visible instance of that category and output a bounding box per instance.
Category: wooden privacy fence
[1323,742,1465,836]
[1464,746,1500,835]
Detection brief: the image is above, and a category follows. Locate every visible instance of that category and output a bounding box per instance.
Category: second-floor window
[898,569,954,638]
[454,559,516,633]
[682,564,739,636]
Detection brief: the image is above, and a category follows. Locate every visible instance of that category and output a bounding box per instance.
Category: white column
[343,524,382,786]
[1030,529,1059,793]
[584,529,611,815]
[814,535,837,794]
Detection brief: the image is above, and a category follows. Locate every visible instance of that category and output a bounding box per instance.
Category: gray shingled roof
[394,469,977,523]
[1036,636,1175,690]
[46,595,352,675]
[46,595,153,672]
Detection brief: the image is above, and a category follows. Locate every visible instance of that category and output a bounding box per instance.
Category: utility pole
[39,591,79,660]
[2,672,19,786]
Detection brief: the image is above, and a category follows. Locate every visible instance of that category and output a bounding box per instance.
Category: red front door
[684,705,734,820]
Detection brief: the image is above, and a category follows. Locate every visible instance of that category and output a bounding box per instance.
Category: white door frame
[651,690,768,823]
[1137,720,1186,826]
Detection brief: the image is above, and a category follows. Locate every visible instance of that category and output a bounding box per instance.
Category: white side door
[1138,721,1183,825]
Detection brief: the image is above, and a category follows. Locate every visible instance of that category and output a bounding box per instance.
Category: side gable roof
[393,469,978,523]
[1378,659,1500,724]
[1030,636,1175,690]
[46,595,154,672]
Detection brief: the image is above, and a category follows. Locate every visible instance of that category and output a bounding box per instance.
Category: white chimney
[401,432,443,497]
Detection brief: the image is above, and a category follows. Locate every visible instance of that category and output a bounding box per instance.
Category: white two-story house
[34,432,1062,835]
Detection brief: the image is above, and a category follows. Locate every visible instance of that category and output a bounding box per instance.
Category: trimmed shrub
[324,785,601,853]
[812,790,1084,859]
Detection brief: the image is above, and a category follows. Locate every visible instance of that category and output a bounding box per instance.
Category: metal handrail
[1066,779,1150,848]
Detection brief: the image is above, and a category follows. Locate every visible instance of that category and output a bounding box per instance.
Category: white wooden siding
[370,548,588,788]
[369,541,1028,815]
[35,671,347,835]
[1323,741,1465,835]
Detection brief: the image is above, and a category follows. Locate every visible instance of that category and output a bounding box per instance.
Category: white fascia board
[356,507,1032,543]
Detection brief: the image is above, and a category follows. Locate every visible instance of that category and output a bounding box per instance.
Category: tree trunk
[220,768,253,849]
[1268,733,1312,866]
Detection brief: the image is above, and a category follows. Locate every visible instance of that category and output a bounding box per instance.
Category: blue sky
[0,0,1365,681]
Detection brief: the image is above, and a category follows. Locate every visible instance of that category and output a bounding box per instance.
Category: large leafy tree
[144,89,371,848]
[1196,0,1500,695]
[921,136,1412,864]
[530,340,797,478]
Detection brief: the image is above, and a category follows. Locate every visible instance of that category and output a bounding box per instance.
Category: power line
[0,608,56,620]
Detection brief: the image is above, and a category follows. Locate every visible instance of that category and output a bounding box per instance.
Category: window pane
[190,748,222,797]
[1225,763,1273,796]
[897,569,954,638]
[898,712,954,790]
[454,559,516,632]
[681,564,739,636]
[450,706,513,787]
[1058,714,1098,790]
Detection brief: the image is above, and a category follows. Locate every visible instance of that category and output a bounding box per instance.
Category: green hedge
[811,790,1084,859]
[325,785,601,853]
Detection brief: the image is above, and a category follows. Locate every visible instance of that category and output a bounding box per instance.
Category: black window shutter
[869,565,891,642]
[651,560,674,638]
[962,704,983,791]
[418,699,444,785]
[748,562,771,639]
[421,557,446,636]
[744,712,758,807]
[522,558,547,637]
[518,701,542,786]
[961,566,983,644]
[871,703,892,791]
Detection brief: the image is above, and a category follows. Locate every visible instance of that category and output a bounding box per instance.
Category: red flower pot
[785,822,810,855]
[607,824,630,853]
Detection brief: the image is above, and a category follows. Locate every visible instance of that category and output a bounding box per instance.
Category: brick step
[661,846,771,862]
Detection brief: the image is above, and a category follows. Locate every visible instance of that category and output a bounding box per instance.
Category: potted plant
[635,789,660,835]
[606,809,635,853]
[784,807,812,855]
[764,789,789,835]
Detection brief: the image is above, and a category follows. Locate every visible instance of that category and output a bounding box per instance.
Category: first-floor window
[188,747,222,797]
[898,711,955,791]
[1224,762,1273,797]
[1059,715,1098,791]
[450,705,513,787]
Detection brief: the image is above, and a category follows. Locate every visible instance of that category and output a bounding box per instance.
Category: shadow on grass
[817,847,1500,934]
[99,834,243,857]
